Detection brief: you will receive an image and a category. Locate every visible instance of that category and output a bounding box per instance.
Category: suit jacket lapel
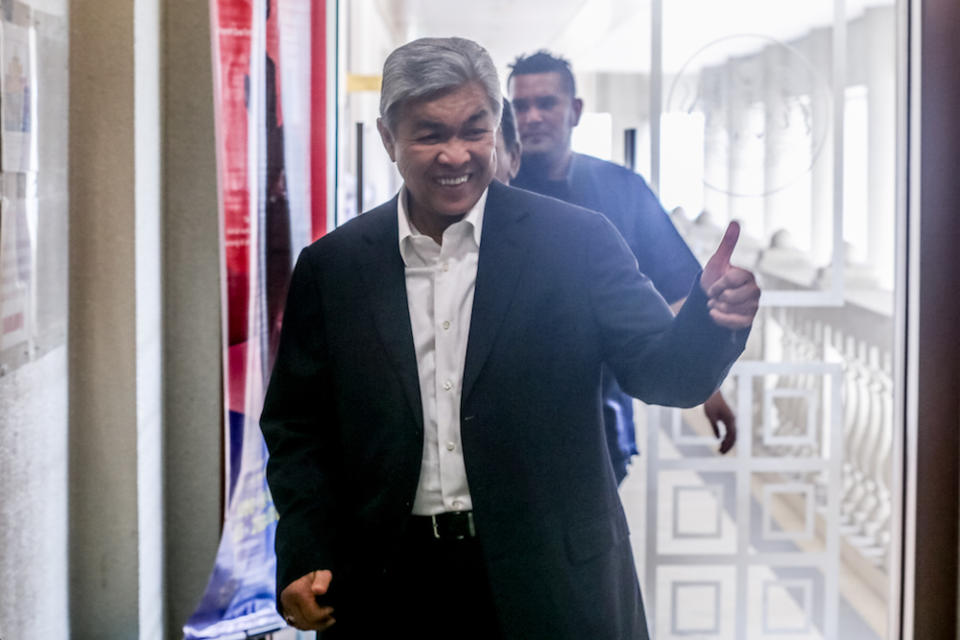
[357,198,424,432]
[462,181,530,402]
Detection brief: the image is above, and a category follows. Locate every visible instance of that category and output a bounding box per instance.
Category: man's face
[378,82,496,229]
[509,72,582,161]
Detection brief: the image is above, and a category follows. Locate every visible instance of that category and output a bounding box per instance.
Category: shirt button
[446,441,455,451]
[442,320,450,330]
[443,379,453,391]
[452,499,463,510]
[442,263,450,272]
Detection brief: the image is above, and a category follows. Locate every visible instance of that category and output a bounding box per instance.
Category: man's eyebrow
[410,119,446,131]
[464,109,491,126]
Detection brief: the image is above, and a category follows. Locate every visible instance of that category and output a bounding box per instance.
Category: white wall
[0,348,69,636]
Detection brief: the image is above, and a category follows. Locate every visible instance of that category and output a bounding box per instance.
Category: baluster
[863,351,894,569]
[852,345,881,523]
[845,345,887,562]
[851,342,879,524]
[841,336,870,530]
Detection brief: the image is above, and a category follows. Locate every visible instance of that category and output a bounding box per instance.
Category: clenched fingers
[707,280,759,306]
[707,297,759,317]
[281,570,337,631]
[709,307,756,329]
[705,267,757,300]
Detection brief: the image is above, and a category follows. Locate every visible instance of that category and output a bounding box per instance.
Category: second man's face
[509,72,582,161]
[378,82,497,232]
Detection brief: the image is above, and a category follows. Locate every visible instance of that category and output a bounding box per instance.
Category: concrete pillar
[806,28,835,268]
[701,66,730,223]
[762,43,790,240]
[162,0,223,635]
[725,55,764,235]
[69,0,164,637]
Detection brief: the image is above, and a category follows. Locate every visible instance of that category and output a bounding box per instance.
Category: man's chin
[431,192,483,217]
[519,151,555,171]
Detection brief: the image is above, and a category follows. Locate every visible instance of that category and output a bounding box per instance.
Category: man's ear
[571,97,584,128]
[377,117,396,162]
[507,147,522,181]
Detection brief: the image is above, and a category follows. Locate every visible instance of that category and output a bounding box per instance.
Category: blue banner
[183,412,283,639]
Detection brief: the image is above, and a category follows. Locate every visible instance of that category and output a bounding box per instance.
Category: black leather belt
[409,511,477,540]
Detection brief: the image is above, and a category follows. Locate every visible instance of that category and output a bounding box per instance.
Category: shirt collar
[397,185,488,259]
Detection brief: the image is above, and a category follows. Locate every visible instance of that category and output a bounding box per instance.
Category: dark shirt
[513,152,701,482]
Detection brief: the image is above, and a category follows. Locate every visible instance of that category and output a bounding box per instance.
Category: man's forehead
[509,71,570,97]
[395,83,495,125]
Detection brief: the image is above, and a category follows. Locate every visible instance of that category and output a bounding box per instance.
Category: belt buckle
[430,511,475,540]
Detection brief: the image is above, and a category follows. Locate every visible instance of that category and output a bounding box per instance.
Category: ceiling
[372,0,594,71]
[368,0,893,76]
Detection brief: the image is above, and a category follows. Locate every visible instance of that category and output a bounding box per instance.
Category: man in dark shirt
[508,51,737,483]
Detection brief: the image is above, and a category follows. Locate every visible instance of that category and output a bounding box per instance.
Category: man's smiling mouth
[436,174,470,186]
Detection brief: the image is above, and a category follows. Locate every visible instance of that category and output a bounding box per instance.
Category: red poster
[185,0,328,636]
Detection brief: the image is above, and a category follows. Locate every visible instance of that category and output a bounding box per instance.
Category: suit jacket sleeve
[261,247,340,596]
[586,213,746,406]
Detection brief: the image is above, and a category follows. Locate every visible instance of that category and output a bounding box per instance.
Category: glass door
[333,2,905,637]
[634,1,902,638]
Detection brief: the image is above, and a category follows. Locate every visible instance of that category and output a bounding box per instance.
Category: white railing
[678,216,895,578]
[758,272,894,574]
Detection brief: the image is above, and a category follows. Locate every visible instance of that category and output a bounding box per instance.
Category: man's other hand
[704,391,736,454]
[700,222,760,329]
[280,569,336,632]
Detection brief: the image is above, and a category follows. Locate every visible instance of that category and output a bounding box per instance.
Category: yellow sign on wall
[347,74,382,93]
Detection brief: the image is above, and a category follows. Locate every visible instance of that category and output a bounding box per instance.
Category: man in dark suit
[261,37,760,640]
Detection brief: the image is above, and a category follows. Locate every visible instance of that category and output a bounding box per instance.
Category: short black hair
[507,50,577,97]
[500,97,520,153]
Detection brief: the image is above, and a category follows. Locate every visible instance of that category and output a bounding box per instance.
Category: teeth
[437,175,469,186]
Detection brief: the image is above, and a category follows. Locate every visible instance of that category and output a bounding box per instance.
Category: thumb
[311,570,333,596]
[710,221,740,268]
[701,221,740,289]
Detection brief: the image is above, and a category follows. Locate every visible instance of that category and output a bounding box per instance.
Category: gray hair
[379,37,503,132]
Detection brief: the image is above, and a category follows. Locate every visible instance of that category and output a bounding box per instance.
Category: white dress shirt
[398,186,487,516]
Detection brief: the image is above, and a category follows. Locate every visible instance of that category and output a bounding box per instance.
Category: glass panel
[645,1,901,638]
[336,1,903,637]
[660,1,841,304]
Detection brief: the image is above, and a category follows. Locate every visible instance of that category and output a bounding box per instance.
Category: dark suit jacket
[260,180,747,639]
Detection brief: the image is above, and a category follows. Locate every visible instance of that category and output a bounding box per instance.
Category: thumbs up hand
[700,222,760,329]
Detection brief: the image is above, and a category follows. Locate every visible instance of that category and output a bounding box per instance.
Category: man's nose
[524,106,544,123]
[437,139,471,166]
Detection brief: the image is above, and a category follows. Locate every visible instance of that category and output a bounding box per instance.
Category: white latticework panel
[645,362,843,639]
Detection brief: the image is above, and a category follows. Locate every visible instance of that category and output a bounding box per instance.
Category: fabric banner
[184,0,326,637]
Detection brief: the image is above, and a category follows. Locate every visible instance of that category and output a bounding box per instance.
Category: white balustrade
[756,252,895,572]
[678,220,895,574]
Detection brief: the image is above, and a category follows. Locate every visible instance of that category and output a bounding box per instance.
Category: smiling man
[261,37,759,640]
